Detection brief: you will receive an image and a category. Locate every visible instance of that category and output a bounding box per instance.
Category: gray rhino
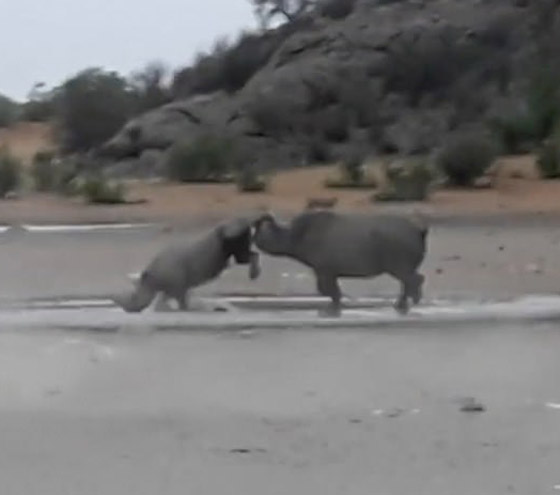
[112,217,261,313]
[253,210,429,315]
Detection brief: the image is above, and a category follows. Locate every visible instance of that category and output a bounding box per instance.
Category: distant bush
[489,114,538,155]
[382,26,491,106]
[245,92,296,137]
[165,135,237,183]
[0,147,22,198]
[80,176,127,204]
[305,135,331,164]
[171,27,293,98]
[320,106,350,143]
[31,150,58,192]
[324,150,377,189]
[319,0,356,19]
[236,166,268,193]
[54,158,82,196]
[0,94,19,128]
[536,135,560,179]
[436,134,498,187]
[56,68,135,153]
[374,159,433,202]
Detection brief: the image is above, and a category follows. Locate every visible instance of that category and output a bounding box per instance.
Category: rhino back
[143,231,227,291]
[299,212,427,276]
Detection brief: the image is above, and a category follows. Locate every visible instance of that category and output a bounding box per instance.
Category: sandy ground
[0,122,55,165]
[1,152,560,226]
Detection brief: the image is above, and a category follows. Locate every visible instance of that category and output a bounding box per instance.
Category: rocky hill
[100,0,560,178]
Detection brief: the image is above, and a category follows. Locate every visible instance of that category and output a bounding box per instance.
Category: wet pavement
[1,322,560,494]
[1,224,560,494]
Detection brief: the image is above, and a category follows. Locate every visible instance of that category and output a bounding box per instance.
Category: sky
[0,0,256,101]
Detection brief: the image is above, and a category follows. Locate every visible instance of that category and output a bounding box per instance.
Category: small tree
[165,135,237,183]
[130,61,171,113]
[250,0,315,28]
[31,150,57,192]
[436,134,498,187]
[0,147,21,198]
[0,94,19,128]
[55,68,135,153]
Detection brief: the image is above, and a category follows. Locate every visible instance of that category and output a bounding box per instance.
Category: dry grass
[0,122,56,165]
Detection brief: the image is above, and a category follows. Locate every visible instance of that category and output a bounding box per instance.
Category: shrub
[165,135,236,183]
[31,150,58,192]
[245,92,296,137]
[305,135,331,164]
[56,68,135,152]
[436,134,498,187]
[324,150,377,189]
[321,106,350,143]
[374,159,434,202]
[80,176,127,204]
[536,136,560,179]
[319,0,356,19]
[0,94,19,128]
[488,114,538,155]
[0,147,21,198]
[236,166,268,193]
[54,158,82,196]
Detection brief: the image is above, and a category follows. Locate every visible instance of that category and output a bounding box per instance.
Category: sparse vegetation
[80,175,127,204]
[319,0,356,20]
[236,165,268,193]
[31,150,58,191]
[0,94,19,128]
[165,135,237,183]
[374,158,433,202]
[324,151,377,189]
[56,68,136,153]
[436,134,498,187]
[0,147,22,198]
[536,134,560,179]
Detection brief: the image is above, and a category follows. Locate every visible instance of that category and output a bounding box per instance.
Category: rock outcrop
[101,0,557,177]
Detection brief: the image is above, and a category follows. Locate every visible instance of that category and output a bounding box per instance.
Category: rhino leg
[394,285,410,315]
[316,273,342,317]
[176,290,190,311]
[408,273,425,305]
[393,272,424,314]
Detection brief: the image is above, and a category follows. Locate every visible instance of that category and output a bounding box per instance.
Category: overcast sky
[0,0,256,101]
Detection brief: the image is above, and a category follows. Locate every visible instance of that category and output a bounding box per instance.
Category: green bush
[236,166,268,193]
[436,134,498,187]
[165,135,236,183]
[489,114,538,155]
[0,147,22,198]
[305,135,331,164]
[54,158,82,196]
[536,136,560,179]
[324,151,377,189]
[319,0,356,19]
[80,176,127,204]
[0,94,19,128]
[374,159,433,202]
[31,150,58,192]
